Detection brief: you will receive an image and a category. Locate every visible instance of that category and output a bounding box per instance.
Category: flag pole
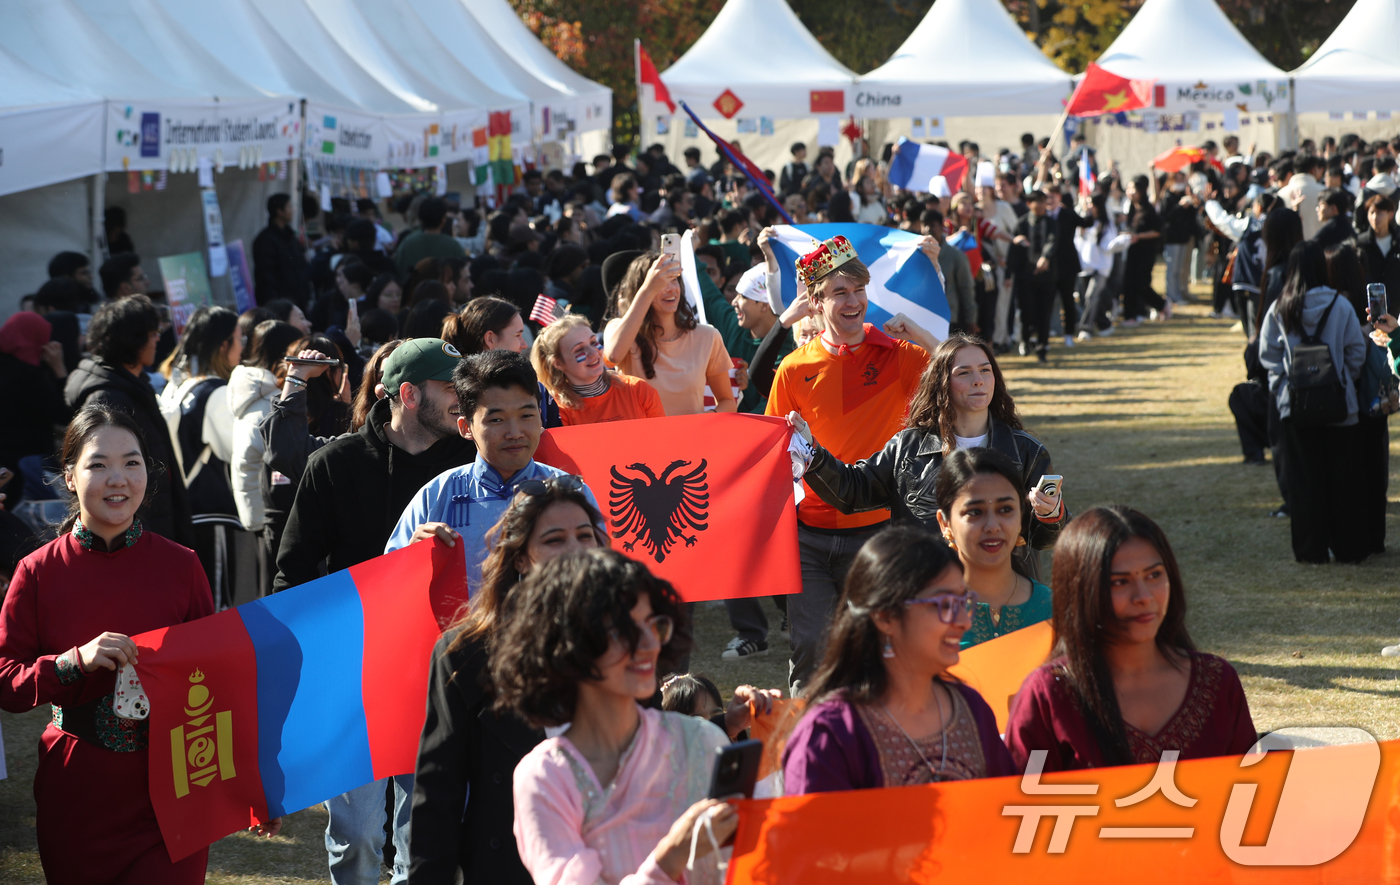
[678,100,794,225]
[633,39,644,146]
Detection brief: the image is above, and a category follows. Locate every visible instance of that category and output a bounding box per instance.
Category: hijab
[0,312,52,366]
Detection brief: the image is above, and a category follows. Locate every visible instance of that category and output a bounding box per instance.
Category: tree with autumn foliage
[511,0,1356,146]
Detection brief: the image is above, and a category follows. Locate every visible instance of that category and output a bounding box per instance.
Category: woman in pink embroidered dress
[490,549,736,885]
[1005,506,1257,771]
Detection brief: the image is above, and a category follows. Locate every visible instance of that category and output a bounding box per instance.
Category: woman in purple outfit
[782,525,1016,793]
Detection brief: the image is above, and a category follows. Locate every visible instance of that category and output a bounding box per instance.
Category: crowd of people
[0,124,1394,885]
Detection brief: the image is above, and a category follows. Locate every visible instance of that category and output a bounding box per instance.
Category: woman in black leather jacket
[790,334,1067,574]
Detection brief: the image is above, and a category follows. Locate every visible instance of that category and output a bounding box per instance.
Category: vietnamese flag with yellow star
[1066,63,1154,117]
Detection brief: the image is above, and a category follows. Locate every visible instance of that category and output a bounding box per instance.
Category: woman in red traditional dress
[1005,506,1258,771]
[0,406,215,883]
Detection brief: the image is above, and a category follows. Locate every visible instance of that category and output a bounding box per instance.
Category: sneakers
[1018,341,1029,357]
[1382,644,1400,657]
[722,636,770,660]
[1121,317,1142,327]
[1063,335,1075,347]
[1269,506,1289,518]
[779,614,790,642]
[1097,325,1115,337]
[1149,308,1160,321]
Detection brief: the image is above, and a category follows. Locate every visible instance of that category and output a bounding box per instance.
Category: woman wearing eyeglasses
[491,549,737,885]
[782,525,1015,794]
[531,315,664,426]
[933,448,1052,648]
[1004,507,1256,772]
[409,477,606,884]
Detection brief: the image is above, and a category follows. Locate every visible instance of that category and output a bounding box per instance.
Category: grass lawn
[2,279,1396,882]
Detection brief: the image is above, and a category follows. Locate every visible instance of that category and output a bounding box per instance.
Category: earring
[882,636,896,658]
[942,533,957,551]
[1015,535,1027,547]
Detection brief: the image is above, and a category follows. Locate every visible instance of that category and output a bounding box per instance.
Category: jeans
[790,524,880,695]
[1077,272,1115,333]
[326,774,413,885]
[1164,243,1190,304]
[725,597,769,644]
[993,264,1015,345]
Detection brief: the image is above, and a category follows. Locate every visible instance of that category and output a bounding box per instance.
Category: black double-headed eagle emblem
[608,459,710,563]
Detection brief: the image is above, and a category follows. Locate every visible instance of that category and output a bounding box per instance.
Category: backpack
[1284,294,1348,426]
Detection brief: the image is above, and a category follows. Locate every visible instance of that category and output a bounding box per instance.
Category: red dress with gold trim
[0,524,213,883]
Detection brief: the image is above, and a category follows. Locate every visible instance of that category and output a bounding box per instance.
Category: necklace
[882,682,948,782]
[989,574,1025,626]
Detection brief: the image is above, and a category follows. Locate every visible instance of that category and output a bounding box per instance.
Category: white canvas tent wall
[1081,0,1290,178]
[0,47,105,316]
[655,0,856,121]
[465,0,613,140]
[1291,0,1400,115]
[856,0,1071,118]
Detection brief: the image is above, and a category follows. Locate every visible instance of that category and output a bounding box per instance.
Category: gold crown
[796,235,859,290]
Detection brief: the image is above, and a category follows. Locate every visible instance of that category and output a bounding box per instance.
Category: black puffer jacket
[805,415,1067,559]
[64,359,194,547]
[272,396,475,592]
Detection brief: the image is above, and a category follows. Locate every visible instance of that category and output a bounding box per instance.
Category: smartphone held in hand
[1034,474,1063,499]
[285,357,341,367]
[1367,283,1387,323]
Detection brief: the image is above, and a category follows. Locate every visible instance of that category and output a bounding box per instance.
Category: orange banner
[947,620,1054,732]
[727,735,1400,884]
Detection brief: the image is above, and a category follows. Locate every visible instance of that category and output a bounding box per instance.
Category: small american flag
[530,293,559,326]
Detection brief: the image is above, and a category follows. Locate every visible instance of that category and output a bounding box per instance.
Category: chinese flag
[1066,62,1154,117]
[810,90,845,114]
[534,414,799,602]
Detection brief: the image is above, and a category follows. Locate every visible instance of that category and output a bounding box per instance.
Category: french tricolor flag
[1078,150,1097,197]
[886,137,969,194]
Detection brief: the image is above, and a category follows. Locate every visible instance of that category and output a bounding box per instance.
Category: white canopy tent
[654,0,856,121]
[855,0,1071,118]
[1094,0,1290,116]
[0,46,104,198]
[465,0,613,136]
[1291,0,1400,114]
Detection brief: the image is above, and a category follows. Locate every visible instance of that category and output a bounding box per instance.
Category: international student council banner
[534,413,800,602]
[133,539,467,860]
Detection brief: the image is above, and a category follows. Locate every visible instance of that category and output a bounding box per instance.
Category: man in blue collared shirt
[385,350,598,589]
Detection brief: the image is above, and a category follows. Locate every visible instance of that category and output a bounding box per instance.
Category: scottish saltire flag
[767,223,950,341]
[133,539,467,860]
[886,137,969,193]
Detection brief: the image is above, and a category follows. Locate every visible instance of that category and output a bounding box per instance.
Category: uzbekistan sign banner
[134,539,467,860]
[534,413,800,603]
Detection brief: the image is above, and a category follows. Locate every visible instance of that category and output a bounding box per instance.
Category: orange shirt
[558,372,666,426]
[765,325,929,530]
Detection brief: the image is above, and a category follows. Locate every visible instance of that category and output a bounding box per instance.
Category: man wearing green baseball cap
[271,337,475,884]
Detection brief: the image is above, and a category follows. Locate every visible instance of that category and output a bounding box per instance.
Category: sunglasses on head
[512,475,585,503]
[905,590,979,624]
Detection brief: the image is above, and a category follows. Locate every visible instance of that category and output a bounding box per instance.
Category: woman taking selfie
[491,549,735,885]
[531,315,664,425]
[797,333,1067,577]
[411,478,606,884]
[0,406,216,882]
[934,448,1052,647]
[783,525,1015,793]
[1004,506,1256,771]
[604,251,737,416]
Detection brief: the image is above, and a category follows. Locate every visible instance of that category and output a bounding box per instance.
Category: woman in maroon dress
[0,406,214,883]
[1005,506,1257,771]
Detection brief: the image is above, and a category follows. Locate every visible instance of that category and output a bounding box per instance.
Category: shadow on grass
[1233,661,1400,696]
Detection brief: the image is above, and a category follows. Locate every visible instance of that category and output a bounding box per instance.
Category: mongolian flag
[133,539,467,860]
[533,413,800,602]
[1066,62,1154,117]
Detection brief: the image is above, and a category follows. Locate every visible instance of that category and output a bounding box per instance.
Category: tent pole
[291,100,305,246]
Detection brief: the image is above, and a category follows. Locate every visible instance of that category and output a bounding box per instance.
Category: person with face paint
[1004,507,1257,771]
[531,315,664,425]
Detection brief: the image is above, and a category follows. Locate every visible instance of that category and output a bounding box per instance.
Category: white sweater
[226,365,280,530]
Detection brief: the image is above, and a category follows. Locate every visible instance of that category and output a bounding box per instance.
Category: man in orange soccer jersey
[765,234,938,693]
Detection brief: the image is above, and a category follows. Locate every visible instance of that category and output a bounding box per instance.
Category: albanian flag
[534,413,799,602]
[134,539,466,860]
[1066,62,1154,117]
